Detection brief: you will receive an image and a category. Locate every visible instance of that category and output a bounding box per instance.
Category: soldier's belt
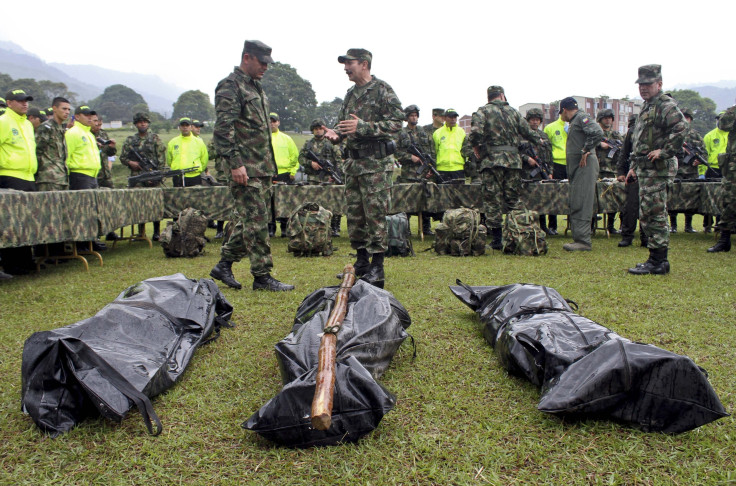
[486,145,519,153]
[347,140,396,159]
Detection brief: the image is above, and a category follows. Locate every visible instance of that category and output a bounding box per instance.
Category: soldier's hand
[231,166,248,185]
[128,161,141,171]
[109,139,116,148]
[410,155,421,164]
[617,175,626,182]
[311,161,322,171]
[336,114,360,135]
[647,149,662,161]
[600,142,610,149]
[580,152,589,168]
[323,127,341,143]
[626,169,636,184]
[528,157,538,167]
[473,146,481,160]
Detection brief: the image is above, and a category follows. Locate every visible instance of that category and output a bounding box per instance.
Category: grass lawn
[1,215,734,484]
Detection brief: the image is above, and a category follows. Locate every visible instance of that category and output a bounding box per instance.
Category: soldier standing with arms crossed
[209,40,294,291]
[627,65,686,274]
[324,48,404,288]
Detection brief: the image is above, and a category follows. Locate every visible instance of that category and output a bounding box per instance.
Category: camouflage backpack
[433,208,487,256]
[503,208,548,256]
[160,207,208,258]
[286,202,333,256]
[385,213,414,257]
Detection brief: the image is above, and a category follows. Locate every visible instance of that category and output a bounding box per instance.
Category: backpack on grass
[385,213,414,257]
[160,207,208,257]
[503,208,548,256]
[286,202,334,256]
[433,208,486,256]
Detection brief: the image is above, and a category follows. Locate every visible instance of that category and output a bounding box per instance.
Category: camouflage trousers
[481,167,522,228]
[36,182,68,192]
[568,155,599,246]
[637,169,674,249]
[345,171,392,253]
[220,177,273,277]
[718,155,736,232]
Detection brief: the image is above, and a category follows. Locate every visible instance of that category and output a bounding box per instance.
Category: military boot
[703,214,713,233]
[361,252,385,289]
[684,214,696,233]
[253,274,295,291]
[707,230,731,253]
[215,220,224,239]
[490,227,503,250]
[628,248,670,275]
[353,248,370,277]
[607,214,620,234]
[422,215,434,236]
[280,220,288,238]
[539,215,549,235]
[210,260,242,289]
[268,222,276,238]
[331,215,341,237]
[152,221,161,241]
[669,213,678,233]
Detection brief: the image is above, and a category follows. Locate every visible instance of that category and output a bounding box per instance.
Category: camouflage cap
[192,120,205,128]
[596,109,614,121]
[75,105,96,115]
[635,64,662,84]
[243,40,273,64]
[338,48,372,64]
[5,89,33,102]
[525,108,544,121]
[559,97,578,113]
[681,108,694,119]
[269,112,279,121]
[444,108,459,118]
[178,117,192,125]
[487,85,505,97]
[0,97,6,108]
[310,118,326,130]
[432,108,444,116]
[404,104,420,115]
[133,112,151,123]
[27,107,47,121]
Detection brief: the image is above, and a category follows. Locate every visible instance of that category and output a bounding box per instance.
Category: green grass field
[1,210,734,483]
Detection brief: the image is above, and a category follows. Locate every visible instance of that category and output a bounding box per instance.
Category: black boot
[361,252,385,288]
[268,222,276,238]
[684,214,696,233]
[539,215,549,235]
[215,221,224,239]
[703,214,713,233]
[280,220,288,238]
[152,221,161,241]
[707,230,731,253]
[353,248,370,277]
[618,235,633,247]
[253,274,295,291]
[607,214,620,234]
[422,215,434,236]
[490,227,503,250]
[629,248,670,275]
[210,260,242,289]
[331,215,341,237]
[669,213,678,233]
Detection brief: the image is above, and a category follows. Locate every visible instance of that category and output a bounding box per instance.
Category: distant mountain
[674,80,736,112]
[0,41,180,114]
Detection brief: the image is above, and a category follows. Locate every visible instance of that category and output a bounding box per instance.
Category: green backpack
[160,207,209,258]
[503,208,548,256]
[433,208,486,256]
[286,202,334,256]
[385,213,414,257]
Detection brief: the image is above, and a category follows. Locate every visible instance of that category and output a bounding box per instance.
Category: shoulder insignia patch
[582,118,589,124]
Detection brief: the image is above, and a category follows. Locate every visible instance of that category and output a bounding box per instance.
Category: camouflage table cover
[95,188,164,235]
[162,186,234,221]
[0,189,98,248]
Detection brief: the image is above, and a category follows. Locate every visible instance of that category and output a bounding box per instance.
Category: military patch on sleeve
[583,118,590,124]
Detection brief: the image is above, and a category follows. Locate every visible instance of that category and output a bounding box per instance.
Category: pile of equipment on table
[451,282,728,433]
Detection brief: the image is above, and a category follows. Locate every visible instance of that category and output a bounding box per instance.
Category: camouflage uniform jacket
[520,128,552,179]
[469,99,540,171]
[335,75,404,176]
[96,128,117,186]
[567,111,604,166]
[207,139,229,183]
[631,92,686,173]
[396,124,436,180]
[120,131,166,174]
[596,128,623,176]
[34,117,68,186]
[423,124,441,138]
[676,125,704,178]
[213,66,276,178]
[298,136,343,184]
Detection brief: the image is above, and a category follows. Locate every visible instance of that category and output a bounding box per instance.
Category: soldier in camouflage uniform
[324,48,404,288]
[298,118,344,236]
[120,112,166,240]
[209,40,294,292]
[616,114,648,247]
[561,97,604,251]
[90,114,116,189]
[470,85,540,250]
[595,108,624,234]
[707,105,736,252]
[423,108,444,137]
[627,65,687,274]
[520,108,553,232]
[35,97,71,192]
[396,105,436,234]
[673,108,704,233]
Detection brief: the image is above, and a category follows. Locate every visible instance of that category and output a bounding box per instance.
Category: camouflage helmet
[310,118,326,130]
[525,108,544,121]
[133,112,151,123]
[596,109,615,122]
[404,104,420,115]
[681,108,694,120]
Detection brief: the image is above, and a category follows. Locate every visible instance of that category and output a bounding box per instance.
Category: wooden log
[310,264,355,430]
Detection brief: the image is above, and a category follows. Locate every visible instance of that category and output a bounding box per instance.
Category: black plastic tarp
[244,279,412,447]
[21,274,233,436]
[451,282,728,433]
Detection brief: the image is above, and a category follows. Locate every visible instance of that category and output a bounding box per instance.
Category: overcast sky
[2,0,734,124]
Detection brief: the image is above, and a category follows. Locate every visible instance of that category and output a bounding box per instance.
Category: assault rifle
[306,149,343,184]
[520,143,552,180]
[603,138,623,158]
[408,143,448,183]
[682,142,712,170]
[127,167,198,186]
[128,145,160,172]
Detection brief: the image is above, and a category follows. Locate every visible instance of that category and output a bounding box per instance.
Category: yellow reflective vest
[65,123,100,178]
[433,124,466,172]
[702,128,728,175]
[271,130,299,176]
[166,134,208,177]
[0,109,38,181]
[544,116,567,166]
